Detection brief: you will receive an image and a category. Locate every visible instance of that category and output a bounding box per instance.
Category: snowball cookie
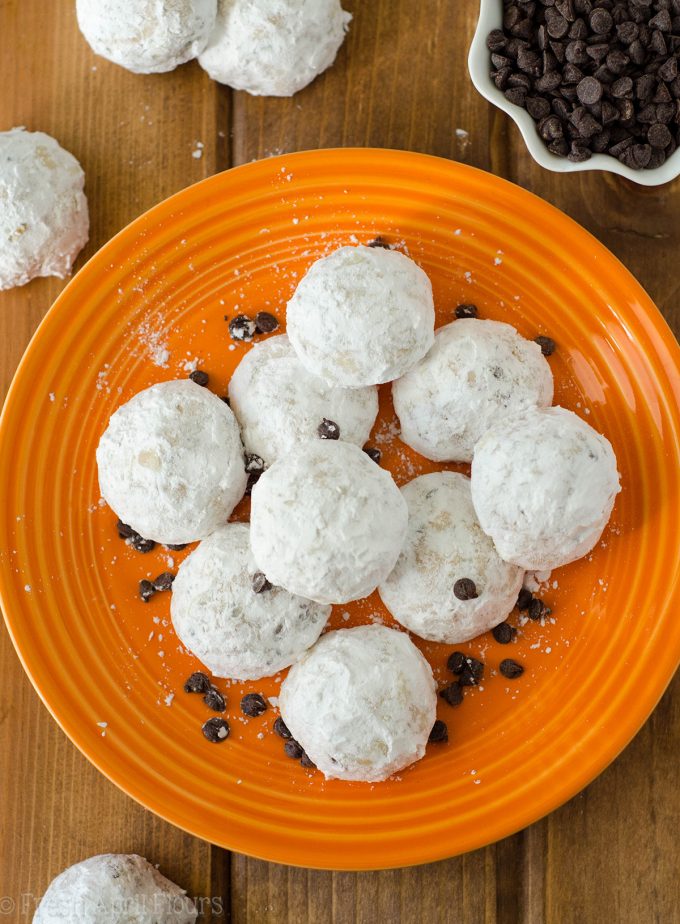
[286,245,435,388]
[97,380,247,545]
[76,0,217,74]
[280,625,437,782]
[228,334,379,464]
[393,318,554,463]
[250,440,408,604]
[471,406,621,571]
[198,0,351,96]
[379,472,524,644]
[171,523,330,679]
[33,854,197,923]
[0,128,88,291]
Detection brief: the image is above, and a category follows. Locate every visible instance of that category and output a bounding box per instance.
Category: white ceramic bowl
[468,0,680,186]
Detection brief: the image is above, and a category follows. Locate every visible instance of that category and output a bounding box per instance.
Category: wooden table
[1,2,678,921]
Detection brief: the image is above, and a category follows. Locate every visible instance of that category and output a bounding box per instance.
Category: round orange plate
[1,149,679,870]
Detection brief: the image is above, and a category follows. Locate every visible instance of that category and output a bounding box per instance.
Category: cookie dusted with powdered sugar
[76,0,217,74]
[198,0,351,96]
[171,523,330,680]
[34,854,197,923]
[0,129,88,291]
[280,625,437,782]
[228,335,378,464]
[393,319,554,463]
[250,440,408,604]
[379,472,524,644]
[286,245,435,388]
[96,380,247,545]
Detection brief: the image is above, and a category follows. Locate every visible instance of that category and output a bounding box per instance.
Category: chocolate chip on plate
[447,651,467,674]
[492,622,516,644]
[189,369,209,387]
[165,542,187,551]
[453,578,479,601]
[439,683,464,707]
[459,657,485,686]
[254,311,279,333]
[455,303,479,319]
[500,658,525,679]
[428,719,449,743]
[535,335,556,356]
[300,752,316,769]
[202,717,230,743]
[273,716,292,739]
[516,587,533,610]
[363,446,382,464]
[528,597,550,621]
[367,235,391,248]
[284,739,304,759]
[318,418,340,440]
[252,571,272,594]
[229,315,257,341]
[241,693,267,717]
[138,579,155,602]
[131,535,156,554]
[116,519,135,539]
[153,571,175,592]
[184,671,212,694]
[204,687,227,712]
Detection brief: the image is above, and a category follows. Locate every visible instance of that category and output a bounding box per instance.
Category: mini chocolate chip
[612,76,634,98]
[539,115,565,140]
[189,369,209,387]
[629,38,645,64]
[454,578,479,600]
[577,76,603,105]
[459,657,485,686]
[166,543,188,551]
[254,311,279,333]
[284,740,304,759]
[536,71,563,91]
[616,20,639,43]
[204,687,227,712]
[649,8,672,30]
[455,303,479,318]
[569,17,589,39]
[548,137,570,156]
[131,535,156,554]
[505,86,529,107]
[516,587,533,610]
[318,418,340,440]
[649,29,668,55]
[300,752,316,769]
[428,719,449,743]
[648,122,672,147]
[527,96,552,120]
[660,56,679,82]
[447,651,467,674]
[528,597,549,621]
[367,235,391,248]
[241,693,267,717]
[153,571,175,592]
[590,7,613,31]
[492,622,516,644]
[563,62,584,83]
[492,52,512,69]
[252,572,272,594]
[535,335,556,355]
[116,519,135,539]
[273,716,292,739]
[139,579,155,602]
[363,446,382,463]
[546,8,570,37]
[202,717,230,742]
[184,671,212,694]
[606,49,629,74]
[439,683,464,707]
[500,658,525,679]
[229,315,257,341]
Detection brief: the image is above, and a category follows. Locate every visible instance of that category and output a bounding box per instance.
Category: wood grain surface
[0,1,678,922]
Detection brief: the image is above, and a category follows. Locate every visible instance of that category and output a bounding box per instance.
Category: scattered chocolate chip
[252,571,272,593]
[459,657,485,686]
[454,578,479,601]
[184,671,212,694]
[535,335,556,355]
[447,651,467,674]
[284,739,304,759]
[204,687,227,712]
[189,369,209,387]
[165,543,187,551]
[428,719,449,743]
[254,311,279,333]
[229,315,257,341]
[202,717,230,743]
[116,519,135,539]
[363,446,382,463]
[440,682,464,706]
[318,418,340,440]
[300,752,316,768]
[138,579,155,602]
[244,453,265,496]
[528,597,549,621]
[131,535,156,554]
[153,571,175,592]
[367,235,391,248]
[492,622,516,644]
[273,716,292,739]
[516,587,533,610]
[500,658,526,679]
[241,693,267,717]
[455,303,479,318]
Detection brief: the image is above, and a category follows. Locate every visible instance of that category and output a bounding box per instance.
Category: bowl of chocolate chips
[469,0,680,184]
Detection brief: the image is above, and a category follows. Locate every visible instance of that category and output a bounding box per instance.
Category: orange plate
[1,149,679,871]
